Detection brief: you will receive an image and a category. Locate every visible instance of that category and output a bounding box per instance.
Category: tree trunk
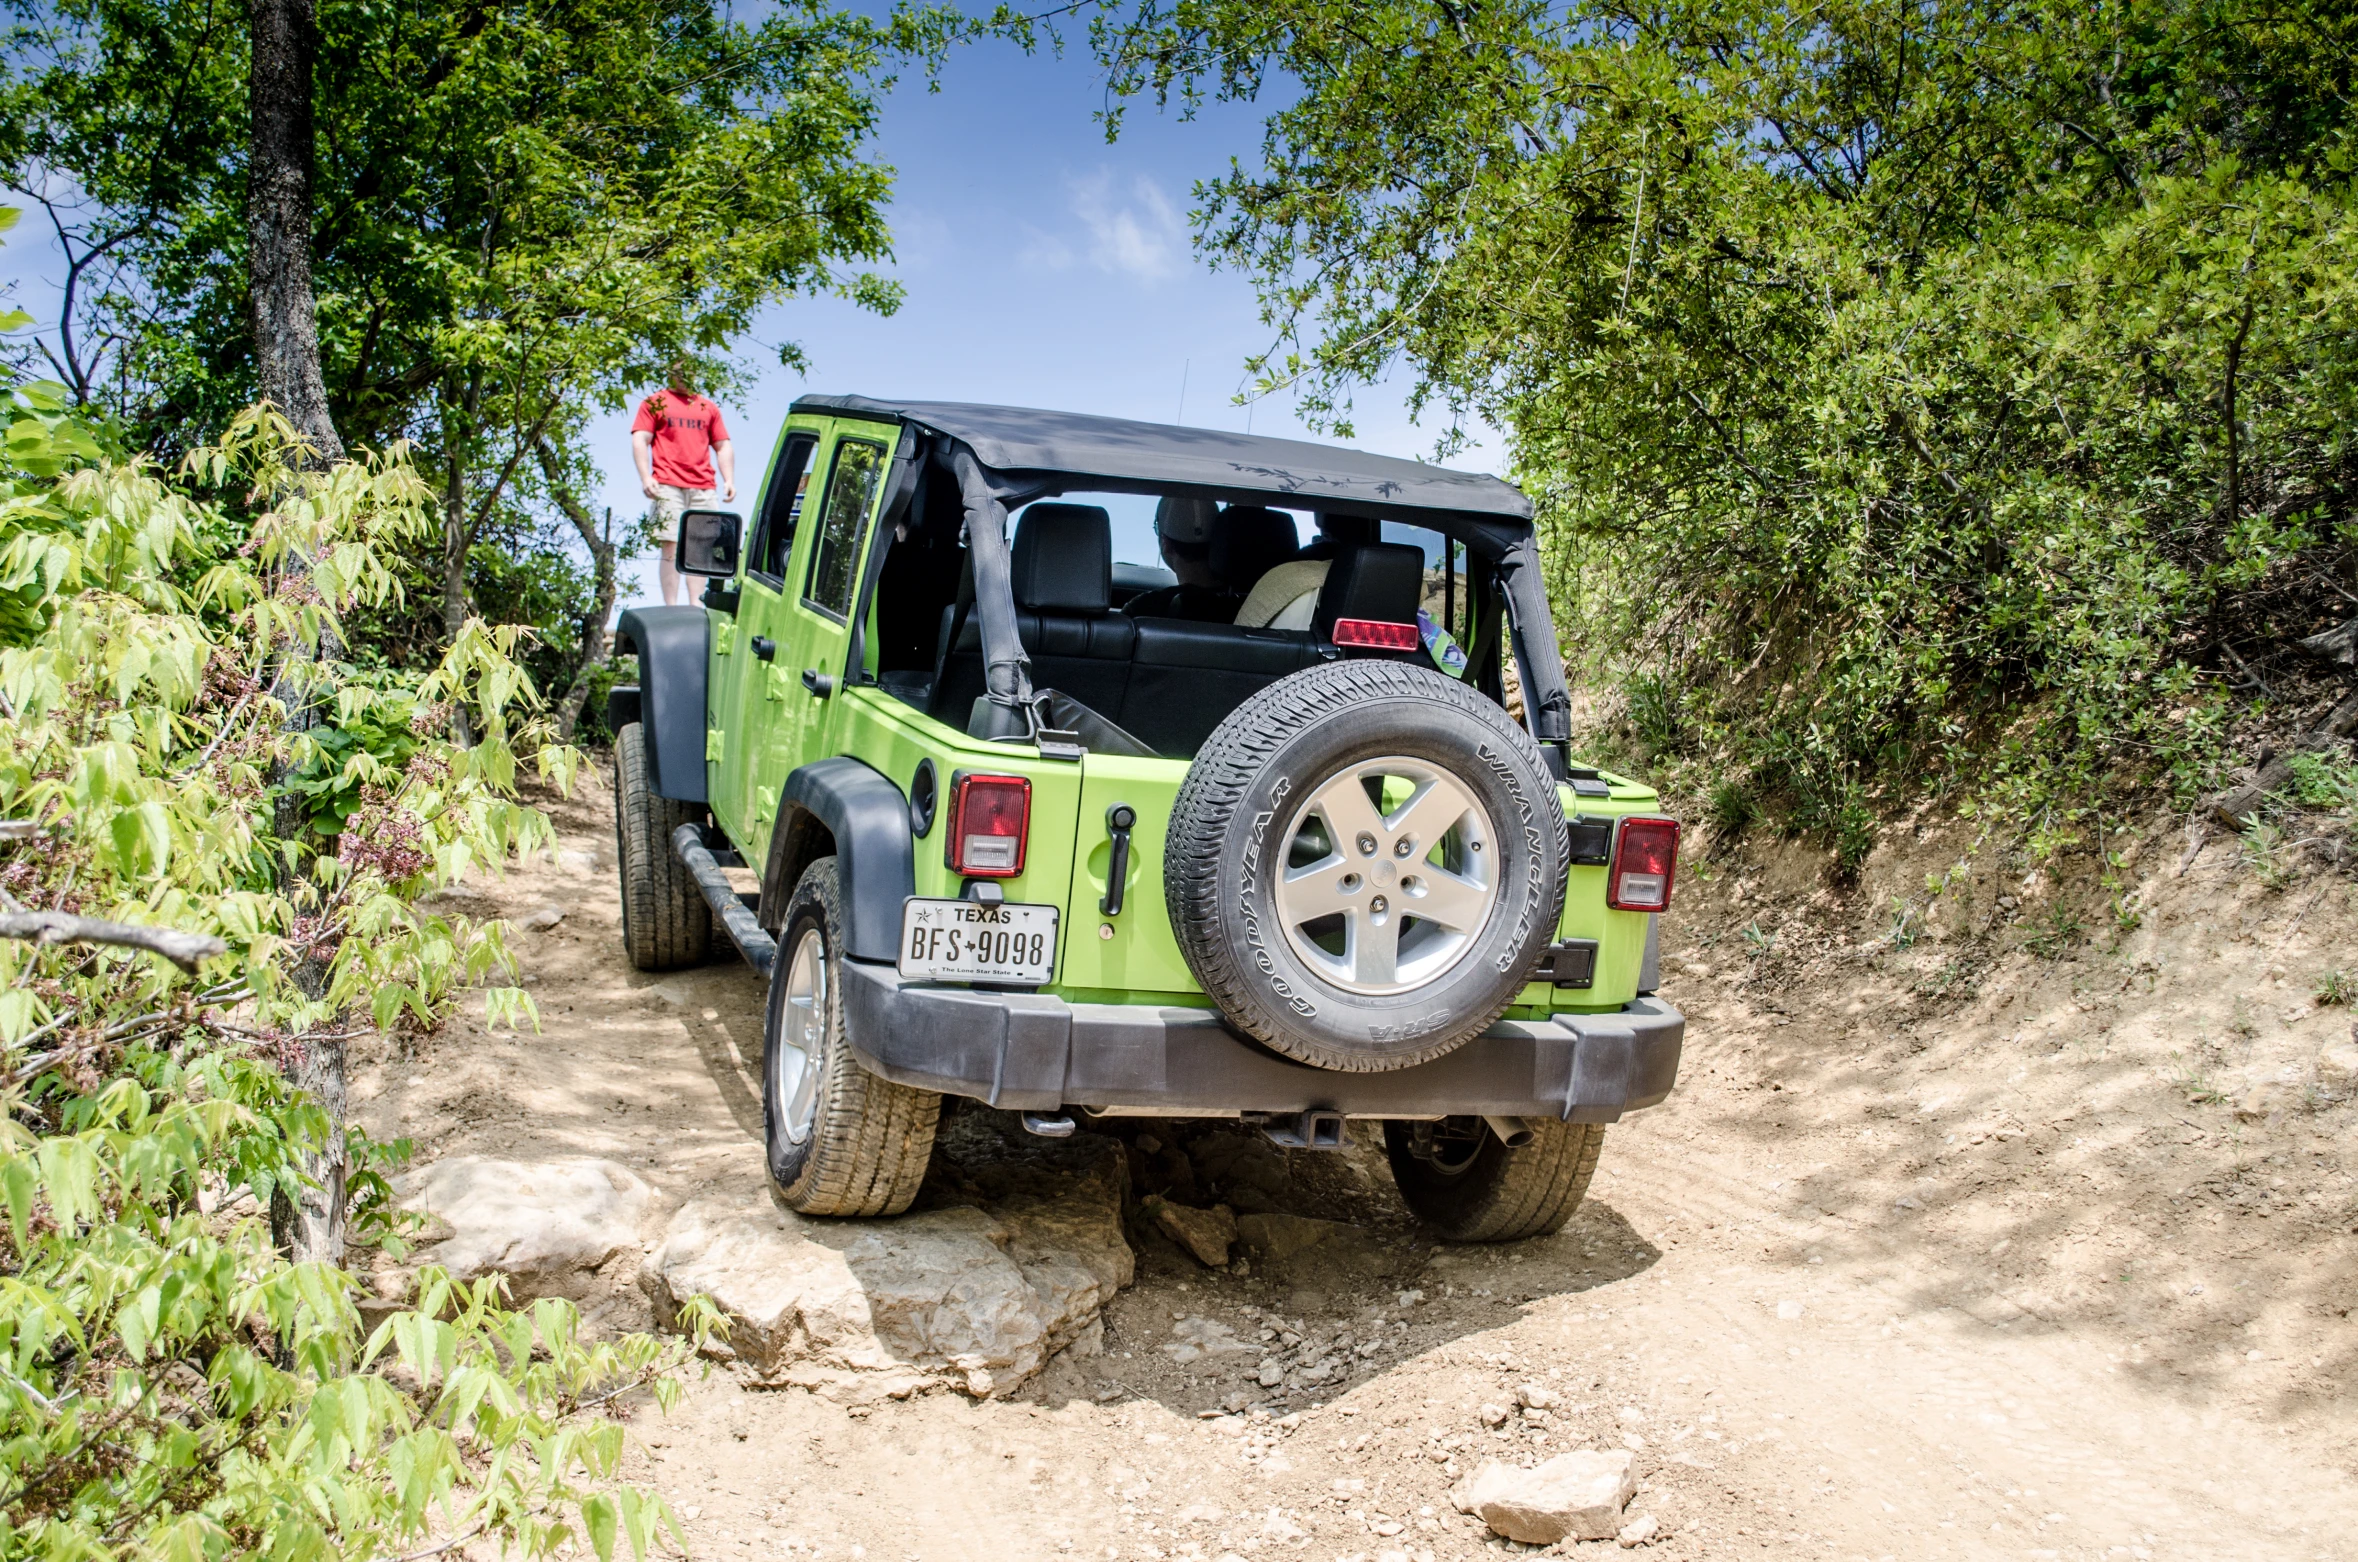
[250,0,347,1268]
[247,0,343,463]
[442,437,477,746]
[269,1036,347,1267]
[536,440,620,741]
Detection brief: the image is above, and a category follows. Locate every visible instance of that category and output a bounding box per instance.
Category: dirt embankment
[351,773,2358,1562]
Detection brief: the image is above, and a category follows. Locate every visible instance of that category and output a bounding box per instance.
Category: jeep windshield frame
[800,394,1575,772]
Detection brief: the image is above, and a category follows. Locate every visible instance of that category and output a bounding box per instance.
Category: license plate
[898,897,1058,984]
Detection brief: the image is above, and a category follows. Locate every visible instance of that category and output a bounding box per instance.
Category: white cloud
[1068,171,1185,282]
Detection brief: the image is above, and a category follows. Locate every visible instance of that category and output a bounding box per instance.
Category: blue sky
[586,35,1504,609]
[2,34,1502,613]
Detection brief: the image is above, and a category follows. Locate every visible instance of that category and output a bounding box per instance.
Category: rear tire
[1383,1117,1604,1242]
[764,858,941,1216]
[1166,659,1569,1071]
[614,721,711,971]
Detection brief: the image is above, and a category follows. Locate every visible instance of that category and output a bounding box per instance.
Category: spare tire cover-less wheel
[1166,659,1570,1071]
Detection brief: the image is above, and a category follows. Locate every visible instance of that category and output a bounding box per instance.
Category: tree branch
[0,911,227,973]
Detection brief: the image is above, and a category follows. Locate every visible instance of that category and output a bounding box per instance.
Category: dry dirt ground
[352,772,2358,1562]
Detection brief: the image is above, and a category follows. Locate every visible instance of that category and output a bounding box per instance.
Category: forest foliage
[1093,0,2358,860]
[0,396,716,1557]
[2,0,955,729]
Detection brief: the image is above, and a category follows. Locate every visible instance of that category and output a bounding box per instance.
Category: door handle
[750,636,776,662]
[1100,803,1136,916]
[801,668,837,698]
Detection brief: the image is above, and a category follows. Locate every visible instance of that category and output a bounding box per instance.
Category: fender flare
[613,606,709,804]
[761,757,914,963]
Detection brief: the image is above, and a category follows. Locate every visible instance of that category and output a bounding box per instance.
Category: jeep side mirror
[678,509,742,577]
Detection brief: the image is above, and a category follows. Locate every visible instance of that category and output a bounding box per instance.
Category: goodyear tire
[1166,660,1569,1071]
[764,858,941,1216]
[1384,1118,1604,1241]
[614,721,711,971]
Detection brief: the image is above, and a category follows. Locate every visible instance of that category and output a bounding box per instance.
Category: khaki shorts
[649,483,720,544]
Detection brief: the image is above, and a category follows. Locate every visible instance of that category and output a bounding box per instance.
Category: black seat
[1312,540,1426,637]
[1119,618,1331,755]
[1211,506,1301,591]
[930,503,1137,730]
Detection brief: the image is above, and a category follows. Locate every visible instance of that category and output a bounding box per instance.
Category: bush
[0,400,706,1558]
[1095,0,2358,847]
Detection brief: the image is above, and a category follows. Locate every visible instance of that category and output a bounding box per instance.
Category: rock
[1165,1316,1256,1364]
[517,904,566,931]
[1617,1514,1660,1547]
[2234,1069,2300,1121]
[396,1156,651,1301]
[1478,1403,1510,1427]
[1148,1198,1238,1267]
[1450,1449,1637,1545]
[640,1118,1130,1397]
[1235,1211,1350,1262]
[2316,1037,2358,1083]
[1516,1381,1555,1410]
[1184,1131,1298,1214]
[1257,1512,1311,1545]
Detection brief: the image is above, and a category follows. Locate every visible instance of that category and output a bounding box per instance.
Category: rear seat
[931,529,1423,758]
[930,504,1136,730]
[1118,619,1330,755]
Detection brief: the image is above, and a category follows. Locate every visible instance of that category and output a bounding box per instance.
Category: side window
[802,439,886,618]
[748,433,818,584]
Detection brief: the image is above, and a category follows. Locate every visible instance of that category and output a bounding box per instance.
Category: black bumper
[838,960,1683,1124]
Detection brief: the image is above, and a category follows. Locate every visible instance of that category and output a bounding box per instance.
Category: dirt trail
[353,775,2358,1562]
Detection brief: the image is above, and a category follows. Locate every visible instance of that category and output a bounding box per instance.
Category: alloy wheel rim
[1272,756,1499,996]
[773,926,826,1145]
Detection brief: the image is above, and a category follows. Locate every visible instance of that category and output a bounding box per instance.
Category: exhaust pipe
[1482,1115,1535,1149]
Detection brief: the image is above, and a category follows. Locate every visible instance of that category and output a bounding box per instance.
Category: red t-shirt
[633,391,731,489]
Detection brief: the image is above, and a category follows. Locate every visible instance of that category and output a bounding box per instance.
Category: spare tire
[1166,659,1569,1071]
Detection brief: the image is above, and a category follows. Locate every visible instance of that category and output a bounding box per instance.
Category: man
[631,362,736,605]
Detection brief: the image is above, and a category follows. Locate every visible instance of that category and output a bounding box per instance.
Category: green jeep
[609,397,1684,1241]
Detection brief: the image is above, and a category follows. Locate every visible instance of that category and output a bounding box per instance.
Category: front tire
[614,721,711,971]
[1384,1117,1604,1242]
[764,858,941,1216]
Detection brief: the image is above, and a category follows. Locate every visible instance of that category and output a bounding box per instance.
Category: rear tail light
[948,773,1030,877]
[1330,617,1419,650]
[1607,817,1680,911]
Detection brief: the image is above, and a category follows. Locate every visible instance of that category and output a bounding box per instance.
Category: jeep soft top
[608,397,1684,1240]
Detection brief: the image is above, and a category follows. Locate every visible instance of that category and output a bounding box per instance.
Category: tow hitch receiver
[1251,1109,1347,1150]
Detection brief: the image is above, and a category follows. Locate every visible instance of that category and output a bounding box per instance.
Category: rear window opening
[862,478,1511,759]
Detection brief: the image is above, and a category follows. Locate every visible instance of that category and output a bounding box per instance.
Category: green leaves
[1097,0,2358,833]
[0,412,692,1559]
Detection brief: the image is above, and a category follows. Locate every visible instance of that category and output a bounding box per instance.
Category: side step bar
[671,823,778,977]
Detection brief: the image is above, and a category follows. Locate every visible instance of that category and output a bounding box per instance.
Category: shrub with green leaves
[1094,0,2358,848]
[0,399,706,1559]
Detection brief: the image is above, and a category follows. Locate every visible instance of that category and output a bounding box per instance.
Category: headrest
[1154,495,1218,549]
[1210,506,1300,590]
[1313,541,1426,637]
[1010,503,1113,613]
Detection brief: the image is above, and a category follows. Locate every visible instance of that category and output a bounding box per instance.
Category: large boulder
[1451,1449,1638,1544]
[395,1156,654,1302]
[642,1114,1131,1397]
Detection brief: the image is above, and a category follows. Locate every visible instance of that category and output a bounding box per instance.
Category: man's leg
[659,541,681,606]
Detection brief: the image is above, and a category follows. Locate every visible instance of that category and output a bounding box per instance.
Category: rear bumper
[837,959,1683,1123]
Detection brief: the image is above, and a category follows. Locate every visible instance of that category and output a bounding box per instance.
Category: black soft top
[791,395,1533,526]
[797,392,1572,758]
